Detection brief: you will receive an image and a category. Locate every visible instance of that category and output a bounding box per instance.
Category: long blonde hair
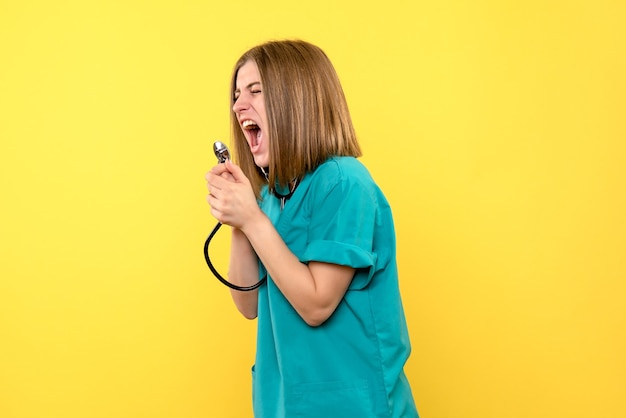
[230,40,362,198]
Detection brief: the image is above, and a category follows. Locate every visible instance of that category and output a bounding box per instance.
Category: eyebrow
[234,81,261,94]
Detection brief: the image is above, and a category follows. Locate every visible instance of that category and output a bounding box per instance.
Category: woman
[206,39,418,418]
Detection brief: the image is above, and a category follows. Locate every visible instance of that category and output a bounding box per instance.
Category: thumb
[225,159,248,183]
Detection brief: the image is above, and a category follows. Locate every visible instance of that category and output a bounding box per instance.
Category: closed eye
[232,82,261,102]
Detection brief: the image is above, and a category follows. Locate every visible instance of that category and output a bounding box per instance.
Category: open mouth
[242,120,262,151]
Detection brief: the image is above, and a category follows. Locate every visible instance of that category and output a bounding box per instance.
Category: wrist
[240,209,271,241]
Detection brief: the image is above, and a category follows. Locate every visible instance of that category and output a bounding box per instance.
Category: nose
[232,94,248,114]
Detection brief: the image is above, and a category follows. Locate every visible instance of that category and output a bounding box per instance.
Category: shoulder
[305,157,381,205]
[310,157,373,186]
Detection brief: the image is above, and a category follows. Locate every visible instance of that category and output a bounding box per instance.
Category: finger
[209,206,224,224]
[224,160,248,183]
[220,170,236,181]
[206,193,222,216]
[208,167,237,190]
[207,182,220,199]
[206,171,226,193]
[210,163,230,176]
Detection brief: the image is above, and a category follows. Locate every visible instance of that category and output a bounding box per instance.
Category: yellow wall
[1,1,624,417]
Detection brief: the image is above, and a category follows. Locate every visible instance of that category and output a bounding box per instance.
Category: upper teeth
[242,120,257,129]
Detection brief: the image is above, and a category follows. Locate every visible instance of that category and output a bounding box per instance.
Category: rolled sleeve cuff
[302,240,377,290]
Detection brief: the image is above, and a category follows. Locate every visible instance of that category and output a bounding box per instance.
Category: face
[233,60,269,168]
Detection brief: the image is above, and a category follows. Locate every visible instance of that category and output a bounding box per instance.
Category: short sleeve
[301,161,379,290]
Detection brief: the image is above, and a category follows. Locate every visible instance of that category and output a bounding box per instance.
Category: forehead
[235,60,261,88]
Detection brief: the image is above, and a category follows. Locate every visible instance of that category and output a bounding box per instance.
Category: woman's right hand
[205,160,262,230]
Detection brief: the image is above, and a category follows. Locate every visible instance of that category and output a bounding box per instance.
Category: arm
[207,161,354,327]
[241,212,354,327]
[228,227,259,319]
[206,163,258,319]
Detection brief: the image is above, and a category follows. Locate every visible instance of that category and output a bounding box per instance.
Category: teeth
[242,120,258,129]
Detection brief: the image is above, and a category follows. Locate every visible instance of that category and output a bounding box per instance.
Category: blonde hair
[230,39,362,198]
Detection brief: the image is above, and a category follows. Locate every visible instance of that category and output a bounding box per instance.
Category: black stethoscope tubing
[204,144,298,291]
[203,183,298,291]
[204,141,265,291]
[203,221,266,291]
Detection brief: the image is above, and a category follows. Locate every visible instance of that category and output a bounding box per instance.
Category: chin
[253,155,269,168]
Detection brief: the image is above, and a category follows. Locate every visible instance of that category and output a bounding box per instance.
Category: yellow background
[1,1,624,417]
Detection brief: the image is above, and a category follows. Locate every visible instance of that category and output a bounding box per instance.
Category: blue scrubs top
[252,157,418,418]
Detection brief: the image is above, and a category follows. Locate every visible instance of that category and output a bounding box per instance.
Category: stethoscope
[204,141,265,291]
[204,141,300,291]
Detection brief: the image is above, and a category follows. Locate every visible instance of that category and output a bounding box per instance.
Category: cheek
[257,101,268,123]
